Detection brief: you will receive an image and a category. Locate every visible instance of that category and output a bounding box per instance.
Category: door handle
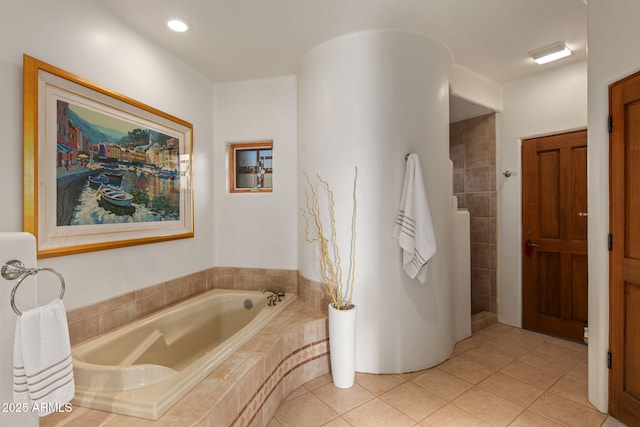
[524,239,539,256]
[578,212,588,217]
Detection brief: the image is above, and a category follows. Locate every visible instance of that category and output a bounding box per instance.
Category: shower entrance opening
[521,130,588,342]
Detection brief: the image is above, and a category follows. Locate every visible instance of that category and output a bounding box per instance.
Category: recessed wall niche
[229,141,273,193]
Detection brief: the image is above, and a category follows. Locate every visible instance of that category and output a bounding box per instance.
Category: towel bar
[2,260,65,316]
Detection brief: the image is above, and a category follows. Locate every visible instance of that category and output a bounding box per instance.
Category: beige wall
[0,0,216,311]
[497,61,587,329]
[213,77,298,270]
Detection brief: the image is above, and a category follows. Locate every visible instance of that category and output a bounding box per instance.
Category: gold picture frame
[23,55,194,258]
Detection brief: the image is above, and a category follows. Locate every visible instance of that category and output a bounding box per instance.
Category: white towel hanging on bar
[13,298,74,416]
[392,153,437,283]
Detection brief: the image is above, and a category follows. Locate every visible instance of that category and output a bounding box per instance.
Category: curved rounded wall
[298,30,455,373]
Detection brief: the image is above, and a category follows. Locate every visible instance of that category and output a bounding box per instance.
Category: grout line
[276,324,600,427]
[232,338,330,426]
[470,332,595,426]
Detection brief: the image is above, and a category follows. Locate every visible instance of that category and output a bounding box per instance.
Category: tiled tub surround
[43,298,329,427]
[65,267,299,346]
[43,268,332,425]
[72,290,298,420]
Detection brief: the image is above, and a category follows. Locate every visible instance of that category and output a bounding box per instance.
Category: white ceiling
[98,0,587,120]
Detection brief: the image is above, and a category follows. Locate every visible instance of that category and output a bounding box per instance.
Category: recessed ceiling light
[167,19,190,33]
[529,42,572,65]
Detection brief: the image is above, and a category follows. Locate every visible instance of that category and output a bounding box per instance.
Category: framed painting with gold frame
[23,55,194,258]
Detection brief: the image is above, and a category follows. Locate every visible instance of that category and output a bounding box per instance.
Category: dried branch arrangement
[302,167,358,310]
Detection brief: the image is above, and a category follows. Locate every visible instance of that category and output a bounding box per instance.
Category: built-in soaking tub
[72,288,296,420]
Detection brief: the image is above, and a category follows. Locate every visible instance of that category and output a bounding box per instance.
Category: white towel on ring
[13,298,74,416]
[392,153,437,283]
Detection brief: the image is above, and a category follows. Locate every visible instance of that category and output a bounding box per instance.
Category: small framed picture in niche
[229,141,273,193]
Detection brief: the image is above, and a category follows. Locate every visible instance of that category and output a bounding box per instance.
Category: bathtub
[72,288,296,420]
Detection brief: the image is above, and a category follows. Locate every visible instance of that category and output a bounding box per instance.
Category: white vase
[328,303,357,388]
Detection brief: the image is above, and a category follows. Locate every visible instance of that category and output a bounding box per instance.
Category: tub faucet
[262,288,285,305]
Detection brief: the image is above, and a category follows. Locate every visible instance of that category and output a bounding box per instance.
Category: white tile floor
[269,323,627,427]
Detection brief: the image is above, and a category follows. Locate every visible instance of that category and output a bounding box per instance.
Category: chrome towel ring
[1,260,65,316]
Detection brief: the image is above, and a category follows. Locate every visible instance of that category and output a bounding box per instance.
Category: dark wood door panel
[610,70,640,425]
[623,258,640,284]
[571,254,588,323]
[536,252,561,317]
[538,149,561,239]
[531,239,587,254]
[570,146,588,241]
[625,101,640,259]
[626,281,640,400]
[522,130,587,343]
[536,132,586,150]
[530,314,586,342]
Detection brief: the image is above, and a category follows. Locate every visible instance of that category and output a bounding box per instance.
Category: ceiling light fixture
[167,19,190,33]
[529,42,572,65]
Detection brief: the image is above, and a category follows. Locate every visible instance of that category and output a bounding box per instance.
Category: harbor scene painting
[24,55,193,258]
[56,101,181,226]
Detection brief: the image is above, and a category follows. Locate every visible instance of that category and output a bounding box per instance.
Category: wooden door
[522,130,588,342]
[609,71,640,426]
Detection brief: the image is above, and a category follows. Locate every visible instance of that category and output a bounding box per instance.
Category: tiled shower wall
[450,113,497,314]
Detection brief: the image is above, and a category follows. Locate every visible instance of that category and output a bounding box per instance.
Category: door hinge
[608,351,612,369]
[608,115,613,133]
[608,233,613,251]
